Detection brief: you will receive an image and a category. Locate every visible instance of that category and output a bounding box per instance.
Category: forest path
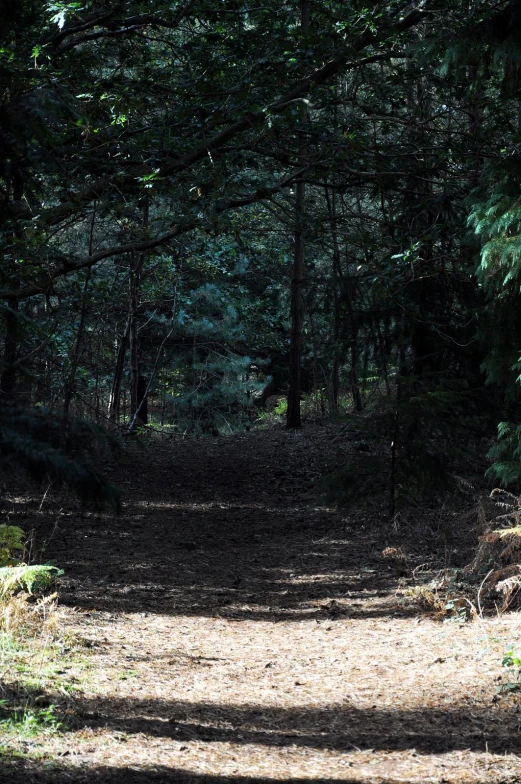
[4,425,521,783]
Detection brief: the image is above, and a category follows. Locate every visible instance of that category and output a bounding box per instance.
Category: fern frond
[495,525,521,538]
[0,565,63,598]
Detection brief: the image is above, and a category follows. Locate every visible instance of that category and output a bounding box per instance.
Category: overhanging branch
[30,6,428,230]
[0,174,305,299]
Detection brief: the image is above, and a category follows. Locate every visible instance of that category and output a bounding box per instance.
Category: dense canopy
[3,1,521,497]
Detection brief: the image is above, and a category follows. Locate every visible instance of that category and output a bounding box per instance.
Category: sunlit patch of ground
[2,426,521,783]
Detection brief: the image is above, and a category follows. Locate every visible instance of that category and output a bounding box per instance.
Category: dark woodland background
[3,1,521,508]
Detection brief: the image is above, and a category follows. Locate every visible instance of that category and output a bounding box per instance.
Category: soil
[2,423,521,784]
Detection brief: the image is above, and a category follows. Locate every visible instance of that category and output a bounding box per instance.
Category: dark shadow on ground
[0,758,401,784]
[31,695,521,756]
[46,500,414,620]
[12,431,421,622]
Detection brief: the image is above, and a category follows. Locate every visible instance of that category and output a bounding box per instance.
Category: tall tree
[287,0,310,429]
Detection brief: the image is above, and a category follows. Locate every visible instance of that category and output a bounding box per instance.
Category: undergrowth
[401,488,521,622]
[0,523,65,753]
[401,579,476,622]
[499,649,521,694]
[0,700,62,737]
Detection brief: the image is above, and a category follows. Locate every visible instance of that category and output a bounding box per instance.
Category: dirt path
[3,426,521,783]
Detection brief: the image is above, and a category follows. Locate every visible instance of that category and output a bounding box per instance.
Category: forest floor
[1,423,521,783]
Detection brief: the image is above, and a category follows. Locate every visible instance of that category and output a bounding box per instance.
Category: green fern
[0,565,63,598]
[486,422,521,485]
[0,525,25,567]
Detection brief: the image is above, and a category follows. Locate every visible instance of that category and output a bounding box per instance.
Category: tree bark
[1,298,19,400]
[286,179,305,428]
[286,0,310,429]
[108,316,130,422]
[129,198,149,432]
[62,269,90,416]
[325,185,343,414]
[1,173,22,401]
[63,206,96,416]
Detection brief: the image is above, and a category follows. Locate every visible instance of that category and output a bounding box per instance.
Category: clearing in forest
[1,425,521,784]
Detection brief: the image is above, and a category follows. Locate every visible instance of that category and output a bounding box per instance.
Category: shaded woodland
[2,0,521,504]
[5,6,521,781]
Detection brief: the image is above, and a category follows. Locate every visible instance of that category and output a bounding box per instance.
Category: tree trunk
[63,269,91,416]
[137,375,148,425]
[63,205,96,416]
[287,180,305,428]
[325,185,343,414]
[108,317,130,422]
[129,198,149,432]
[286,0,310,429]
[1,173,22,402]
[129,257,140,428]
[1,298,19,400]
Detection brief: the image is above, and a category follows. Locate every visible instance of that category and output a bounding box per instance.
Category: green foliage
[0,523,62,601]
[0,701,62,737]
[499,649,521,693]
[0,407,120,510]
[0,0,518,486]
[502,649,521,670]
[443,599,469,625]
[274,398,288,416]
[470,169,521,482]
[486,422,521,486]
[470,189,521,292]
[0,565,63,599]
[154,249,272,435]
[0,526,25,567]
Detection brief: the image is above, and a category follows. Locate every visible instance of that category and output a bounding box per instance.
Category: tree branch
[43,4,124,46]
[51,0,198,54]
[0,172,308,299]
[24,5,428,230]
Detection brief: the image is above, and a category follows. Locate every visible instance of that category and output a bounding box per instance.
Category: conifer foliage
[2,1,521,500]
[0,407,120,510]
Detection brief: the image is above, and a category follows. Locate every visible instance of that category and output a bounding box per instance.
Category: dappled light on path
[4,427,521,783]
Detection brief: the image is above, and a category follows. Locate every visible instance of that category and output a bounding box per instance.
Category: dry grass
[0,591,59,638]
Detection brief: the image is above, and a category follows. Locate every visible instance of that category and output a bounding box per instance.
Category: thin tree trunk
[129,257,140,425]
[287,0,310,429]
[374,320,391,394]
[1,298,19,400]
[108,317,130,422]
[63,205,96,416]
[63,269,90,416]
[287,180,305,428]
[308,309,325,416]
[129,198,149,432]
[341,278,362,411]
[127,321,175,433]
[325,185,343,414]
[160,374,166,426]
[1,175,22,401]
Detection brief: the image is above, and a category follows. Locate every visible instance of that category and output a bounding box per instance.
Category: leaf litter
[2,424,521,783]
